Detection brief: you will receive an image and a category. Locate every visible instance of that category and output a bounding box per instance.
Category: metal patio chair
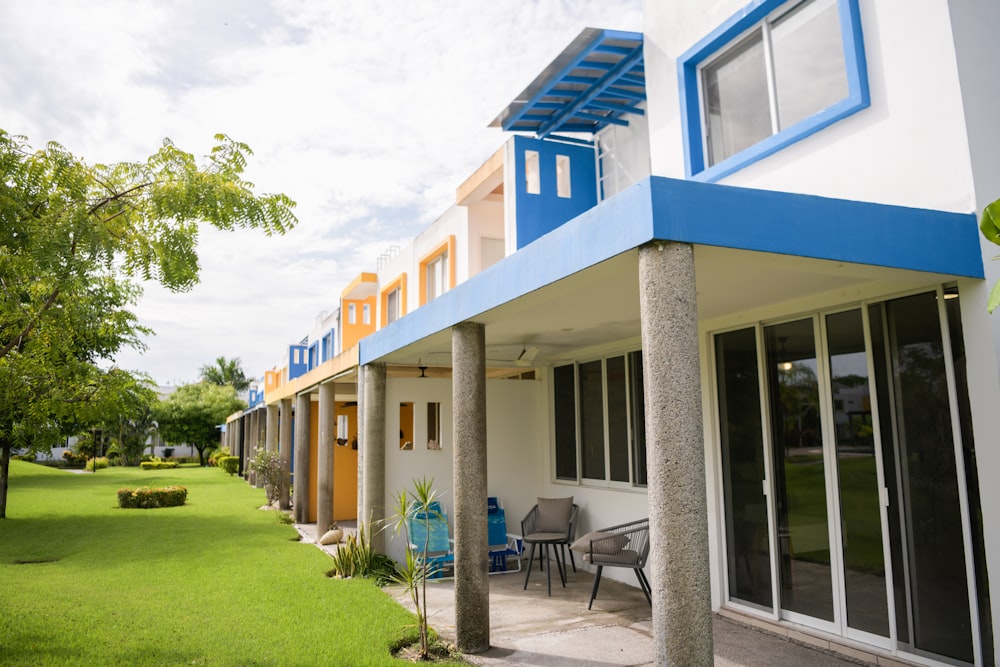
[521,497,579,596]
[571,517,651,609]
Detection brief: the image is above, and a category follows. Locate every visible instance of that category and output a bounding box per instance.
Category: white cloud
[0,0,643,385]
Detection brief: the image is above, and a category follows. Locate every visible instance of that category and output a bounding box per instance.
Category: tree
[93,370,159,466]
[154,382,245,466]
[0,130,296,517]
[200,356,251,392]
[980,198,1000,312]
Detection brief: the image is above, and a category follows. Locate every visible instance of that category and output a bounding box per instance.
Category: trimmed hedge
[140,460,179,470]
[218,456,239,476]
[117,486,188,509]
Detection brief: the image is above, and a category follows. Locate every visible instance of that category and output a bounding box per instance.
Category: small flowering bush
[249,450,282,504]
[117,486,188,509]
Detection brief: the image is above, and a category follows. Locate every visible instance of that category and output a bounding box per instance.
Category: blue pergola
[490,28,645,139]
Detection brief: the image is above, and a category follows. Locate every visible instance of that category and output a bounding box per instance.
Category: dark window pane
[607,356,630,482]
[765,318,834,622]
[629,351,647,487]
[553,364,577,480]
[885,292,973,662]
[716,328,772,608]
[579,360,606,480]
[826,309,889,636]
[945,291,994,663]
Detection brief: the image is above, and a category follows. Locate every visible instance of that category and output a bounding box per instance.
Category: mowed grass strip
[0,461,425,666]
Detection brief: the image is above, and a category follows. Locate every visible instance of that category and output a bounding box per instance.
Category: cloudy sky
[0,0,642,387]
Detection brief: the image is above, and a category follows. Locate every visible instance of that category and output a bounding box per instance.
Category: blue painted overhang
[360,177,982,364]
[489,28,645,138]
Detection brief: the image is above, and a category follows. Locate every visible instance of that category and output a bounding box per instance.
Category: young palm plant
[387,477,442,660]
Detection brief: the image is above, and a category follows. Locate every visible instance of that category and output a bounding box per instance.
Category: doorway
[714,289,982,664]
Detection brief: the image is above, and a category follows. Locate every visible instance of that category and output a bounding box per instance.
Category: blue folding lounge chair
[487,497,523,574]
[407,500,455,579]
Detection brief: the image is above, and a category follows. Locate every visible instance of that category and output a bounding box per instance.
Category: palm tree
[199,356,251,392]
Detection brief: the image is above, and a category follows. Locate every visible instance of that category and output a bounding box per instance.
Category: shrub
[140,460,179,470]
[249,450,282,504]
[208,447,230,467]
[140,454,155,462]
[62,451,87,467]
[14,454,36,462]
[325,522,396,585]
[218,456,239,476]
[85,457,110,472]
[117,486,188,509]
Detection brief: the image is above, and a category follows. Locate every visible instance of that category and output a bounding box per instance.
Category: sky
[0,0,643,387]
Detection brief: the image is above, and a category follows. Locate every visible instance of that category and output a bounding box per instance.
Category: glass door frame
[709,289,984,662]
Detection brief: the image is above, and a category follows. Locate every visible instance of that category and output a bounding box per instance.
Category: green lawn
[0,461,431,666]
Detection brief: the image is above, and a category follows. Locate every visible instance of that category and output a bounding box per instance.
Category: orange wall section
[306,400,360,525]
[341,295,376,350]
[333,403,358,522]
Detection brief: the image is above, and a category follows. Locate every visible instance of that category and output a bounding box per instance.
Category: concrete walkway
[297,523,898,666]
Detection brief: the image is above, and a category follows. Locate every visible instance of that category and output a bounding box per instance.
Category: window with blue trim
[679,0,868,182]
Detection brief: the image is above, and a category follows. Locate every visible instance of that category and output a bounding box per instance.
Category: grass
[783,455,885,573]
[0,461,444,666]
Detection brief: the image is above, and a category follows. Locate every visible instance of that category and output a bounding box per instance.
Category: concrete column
[234,417,244,476]
[278,398,293,511]
[316,381,336,535]
[361,362,386,553]
[638,241,712,665]
[253,410,264,488]
[293,392,311,524]
[265,404,278,454]
[452,321,489,653]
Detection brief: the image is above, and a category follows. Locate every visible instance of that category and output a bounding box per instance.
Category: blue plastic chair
[487,497,523,574]
[407,500,455,579]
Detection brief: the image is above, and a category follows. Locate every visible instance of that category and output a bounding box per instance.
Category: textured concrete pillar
[265,404,278,454]
[452,321,489,653]
[316,381,336,535]
[253,410,264,488]
[278,398,293,510]
[234,417,244,476]
[638,241,712,665]
[361,362,386,553]
[293,393,311,523]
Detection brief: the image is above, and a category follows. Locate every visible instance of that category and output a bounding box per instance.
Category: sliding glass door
[714,291,980,664]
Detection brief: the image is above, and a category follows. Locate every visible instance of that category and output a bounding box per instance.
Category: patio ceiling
[489,28,645,138]
[379,245,954,374]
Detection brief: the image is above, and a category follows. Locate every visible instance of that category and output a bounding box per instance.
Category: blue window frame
[678,0,869,182]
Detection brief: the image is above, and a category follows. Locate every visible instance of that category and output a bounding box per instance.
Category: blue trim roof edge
[360,177,983,364]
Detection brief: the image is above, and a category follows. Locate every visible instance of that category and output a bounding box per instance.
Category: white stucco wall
[644,0,1000,645]
[644,0,977,213]
[381,376,545,564]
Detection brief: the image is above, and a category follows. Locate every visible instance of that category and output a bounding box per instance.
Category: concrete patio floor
[384,562,875,667]
[298,522,910,666]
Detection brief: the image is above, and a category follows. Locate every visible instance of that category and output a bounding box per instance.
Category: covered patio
[384,565,889,667]
[297,519,909,665]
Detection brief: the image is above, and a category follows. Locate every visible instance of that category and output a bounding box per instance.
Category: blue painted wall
[514,135,597,249]
[288,344,308,380]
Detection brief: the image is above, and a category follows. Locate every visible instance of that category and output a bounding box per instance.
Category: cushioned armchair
[570,518,651,609]
[521,497,579,596]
